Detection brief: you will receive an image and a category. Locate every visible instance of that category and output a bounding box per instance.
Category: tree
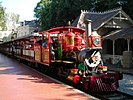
[34,0,130,30]
[0,2,6,31]
[92,0,119,11]
[34,0,52,30]
[34,0,92,30]
[6,12,20,31]
[124,0,133,19]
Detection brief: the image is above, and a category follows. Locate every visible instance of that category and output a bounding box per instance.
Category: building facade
[17,20,39,38]
[72,7,133,65]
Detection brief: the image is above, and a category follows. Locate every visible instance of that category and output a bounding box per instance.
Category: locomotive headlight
[92,56,97,62]
[93,38,100,46]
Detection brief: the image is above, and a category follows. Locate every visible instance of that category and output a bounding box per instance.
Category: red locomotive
[0,22,122,92]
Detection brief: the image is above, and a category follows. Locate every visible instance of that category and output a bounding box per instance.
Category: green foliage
[124,0,133,19]
[94,0,119,11]
[34,0,133,31]
[0,3,6,31]
[34,0,52,30]
[34,0,92,30]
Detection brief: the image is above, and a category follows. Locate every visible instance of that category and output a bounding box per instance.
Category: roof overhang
[103,27,133,40]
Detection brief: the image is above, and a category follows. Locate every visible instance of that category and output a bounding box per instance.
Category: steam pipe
[84,19,92,48]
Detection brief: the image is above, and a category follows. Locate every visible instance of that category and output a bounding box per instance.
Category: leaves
[124,0,133,19]
[34,0,92,30]
[0,2,6,31]
[34,0,133,31]
[94,0,118,11]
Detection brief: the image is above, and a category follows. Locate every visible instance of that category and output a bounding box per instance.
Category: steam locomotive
[0,21,122,92]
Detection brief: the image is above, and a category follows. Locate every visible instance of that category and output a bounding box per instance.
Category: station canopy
[103,26,133,40]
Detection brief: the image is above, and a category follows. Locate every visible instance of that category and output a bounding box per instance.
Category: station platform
[107,64,133,75]
[0,53,97,100]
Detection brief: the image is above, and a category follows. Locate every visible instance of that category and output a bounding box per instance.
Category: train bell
[65,31,75,50]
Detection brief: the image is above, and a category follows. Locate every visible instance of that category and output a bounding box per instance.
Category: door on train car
[41,33,50,66]
[34,37,42,62]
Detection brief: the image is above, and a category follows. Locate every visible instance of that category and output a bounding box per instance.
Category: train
[0,21,122,93]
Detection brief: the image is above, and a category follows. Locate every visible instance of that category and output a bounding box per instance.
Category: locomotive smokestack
[84,19,92,47]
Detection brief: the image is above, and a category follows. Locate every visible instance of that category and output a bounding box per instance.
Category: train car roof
[40,26,85,34]
[2,33,41,44]
[15,32,41,41]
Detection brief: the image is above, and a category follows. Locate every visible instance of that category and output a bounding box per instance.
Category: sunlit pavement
[0,53,98,100]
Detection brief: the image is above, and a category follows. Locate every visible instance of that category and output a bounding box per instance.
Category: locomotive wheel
[57,67,62,76]
[73,75,81,84]
[83,82,89,91]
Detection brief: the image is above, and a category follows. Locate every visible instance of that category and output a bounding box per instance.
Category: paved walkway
[0,53,97,100]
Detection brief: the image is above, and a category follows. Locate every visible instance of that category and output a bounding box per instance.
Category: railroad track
[109,69,133,76]
[45,69,133,100]
[43,69,133,100]
[29,63,133,100]
[94,91,133,100]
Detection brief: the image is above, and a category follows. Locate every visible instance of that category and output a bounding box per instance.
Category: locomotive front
[65,20,122,92]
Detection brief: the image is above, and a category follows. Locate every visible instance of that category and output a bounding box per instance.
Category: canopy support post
[127,39,130,51]
[112,40,115,64]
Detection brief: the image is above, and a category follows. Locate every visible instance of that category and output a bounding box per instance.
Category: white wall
[0,31,12,41]
[17,26,35,38]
